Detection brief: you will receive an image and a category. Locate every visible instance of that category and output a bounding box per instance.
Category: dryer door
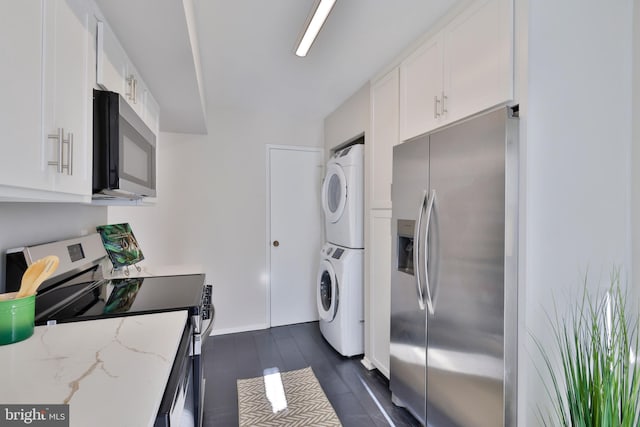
[321,163,347,223]
[317,259,338,321]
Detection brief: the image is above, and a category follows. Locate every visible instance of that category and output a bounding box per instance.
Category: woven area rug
[237,367,342,426]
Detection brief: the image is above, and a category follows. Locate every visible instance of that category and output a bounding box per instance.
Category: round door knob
[273,240,279,247]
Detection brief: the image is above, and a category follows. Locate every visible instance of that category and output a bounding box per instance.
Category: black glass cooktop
[35,273,205,325]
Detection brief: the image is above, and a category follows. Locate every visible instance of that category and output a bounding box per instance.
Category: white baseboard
[360,356,375,370]
[361,356,390,379]
[211,323,269,336]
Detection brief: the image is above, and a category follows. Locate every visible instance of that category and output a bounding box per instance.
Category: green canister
[0,293,35,345]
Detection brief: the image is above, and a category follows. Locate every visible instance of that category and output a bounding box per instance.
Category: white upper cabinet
[370,68,400,209]
[0,0,92,201]
[400,34,444,141]
[124,62,146,118]
[442,0,513,124]
[0,1,49,194]
[400,0,513,141]
[43,0,92,196]
[96,20,128,96]
[144,91,160,135]
[96,18,159,133]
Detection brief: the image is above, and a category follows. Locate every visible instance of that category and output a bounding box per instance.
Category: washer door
[321,163,347,224]
[317,259,338,321]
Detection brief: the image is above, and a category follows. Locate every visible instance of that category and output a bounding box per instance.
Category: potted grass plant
[535,271,640,426]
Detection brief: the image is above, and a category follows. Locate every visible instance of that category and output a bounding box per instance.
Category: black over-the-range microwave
[92,89,156,200]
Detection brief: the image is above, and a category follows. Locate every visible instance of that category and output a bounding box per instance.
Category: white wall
[109,106,324,334]
[521,1,633,424]
[324,83,370,155]
[107,131,208,268]
[632,0,640,301]
[0,203,107,291]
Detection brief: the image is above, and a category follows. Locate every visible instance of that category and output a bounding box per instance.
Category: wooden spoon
[0,292,17,302]
[16,255,60,299]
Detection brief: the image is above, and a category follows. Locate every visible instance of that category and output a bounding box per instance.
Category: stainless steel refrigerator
[390,107,518,426]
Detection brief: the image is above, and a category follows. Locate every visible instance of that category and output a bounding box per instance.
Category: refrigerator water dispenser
[396,219,415,275]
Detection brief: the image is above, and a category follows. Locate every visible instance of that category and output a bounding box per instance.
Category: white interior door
[268,146,323,327]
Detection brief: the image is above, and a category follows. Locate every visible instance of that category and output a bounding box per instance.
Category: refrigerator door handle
[413,190,428,311]
[423,189,436,315]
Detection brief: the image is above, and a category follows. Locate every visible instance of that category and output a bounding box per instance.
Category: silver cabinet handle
[413,190,428,311]
[442,92,448,115]
[423,189,436,315]
[48,128,63,173]
[67,132,73,176]
[47,128,73,175]
[434,96,441,119]
[132,77,137,104]
[126,74,135,102]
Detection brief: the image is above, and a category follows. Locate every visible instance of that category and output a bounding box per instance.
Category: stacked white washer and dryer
[317,142,364,357]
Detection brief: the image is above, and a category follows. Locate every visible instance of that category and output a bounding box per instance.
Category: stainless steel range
[5,233,213,427]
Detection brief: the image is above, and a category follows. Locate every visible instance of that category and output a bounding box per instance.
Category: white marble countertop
[0,311,187,427]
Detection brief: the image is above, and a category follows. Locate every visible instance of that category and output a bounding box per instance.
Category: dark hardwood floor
[202,321,420,426]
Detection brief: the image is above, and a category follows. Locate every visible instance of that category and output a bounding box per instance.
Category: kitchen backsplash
[0,203,107,292]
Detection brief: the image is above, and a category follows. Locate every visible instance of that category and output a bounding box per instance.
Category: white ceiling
[95,0,460,133]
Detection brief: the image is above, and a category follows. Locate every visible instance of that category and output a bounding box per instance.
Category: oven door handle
[192,305,215,357]
[202,305,215,338]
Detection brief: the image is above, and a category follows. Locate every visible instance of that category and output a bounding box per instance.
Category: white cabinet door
[399,0,513,140]
[42,0,91,196]
[96,18,159,135]
[144,91,160,135]
[0,1,50,193]
[367,209,392,378]
[124,62,146,117]
[96,19,128,95]
[399,34,444,141]
[443,0,513,124]
[370,69,399,209]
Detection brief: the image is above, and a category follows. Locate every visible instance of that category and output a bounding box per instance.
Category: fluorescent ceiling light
[295,0,337,57]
